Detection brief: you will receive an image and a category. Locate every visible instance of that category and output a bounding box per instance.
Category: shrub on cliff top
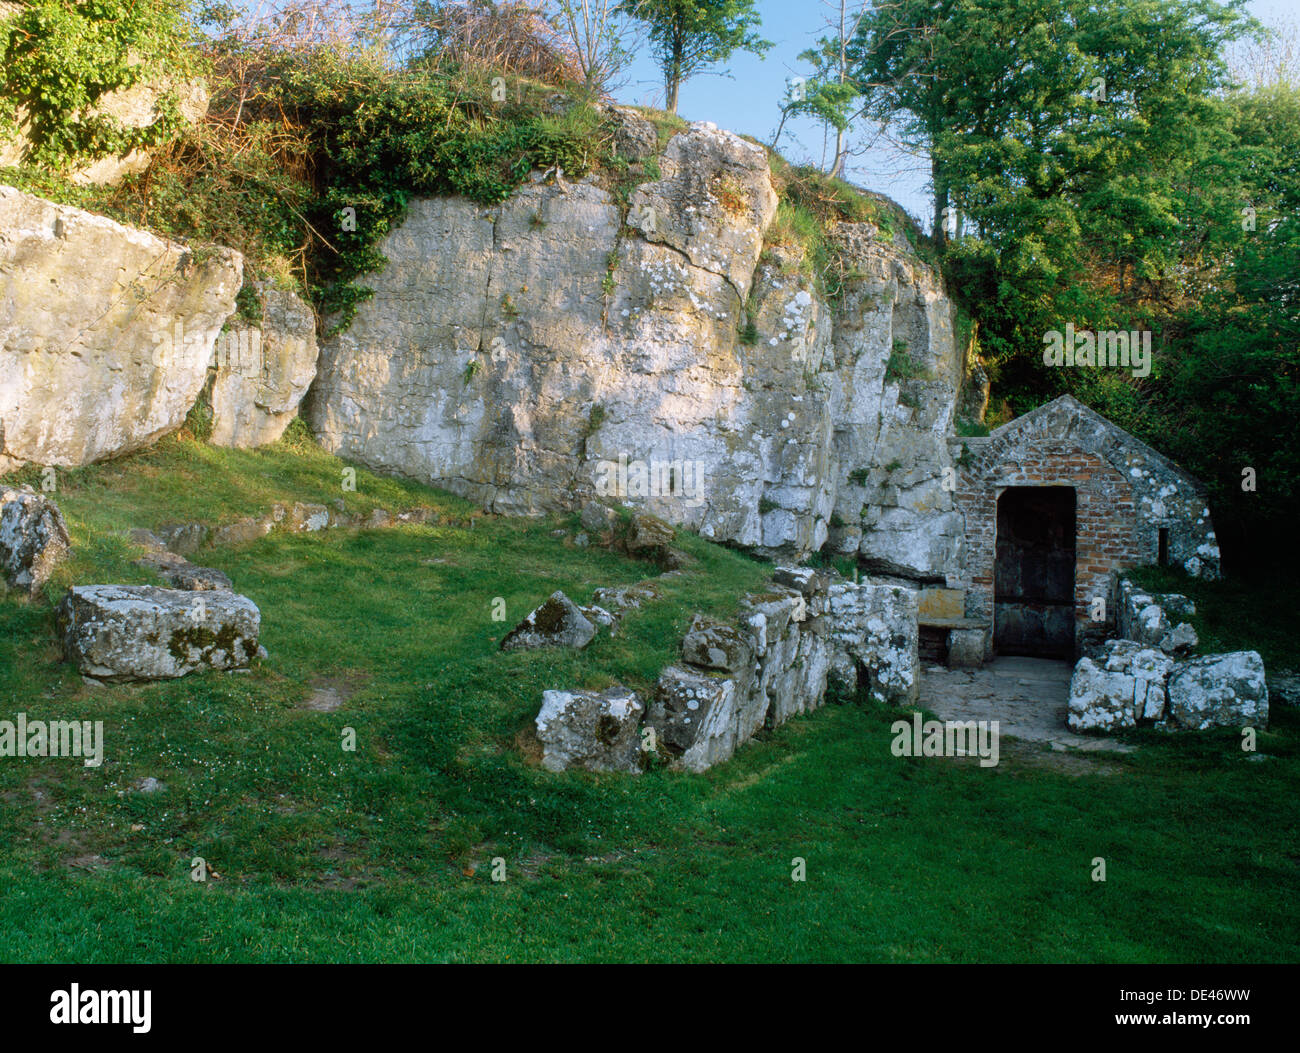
[0,0,197,168]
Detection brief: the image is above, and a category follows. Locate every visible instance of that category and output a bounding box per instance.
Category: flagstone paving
[920,656,1135,753]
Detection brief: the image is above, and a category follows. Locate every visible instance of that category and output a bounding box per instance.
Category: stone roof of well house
[958,394,1208,493]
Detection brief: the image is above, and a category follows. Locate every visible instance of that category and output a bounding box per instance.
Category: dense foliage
[0,0,196,166]
[839,0,1299,573]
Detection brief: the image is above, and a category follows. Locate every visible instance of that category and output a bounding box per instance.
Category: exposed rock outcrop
[306,121,962,569]
[209,282,319,448]
[0,185,243,472]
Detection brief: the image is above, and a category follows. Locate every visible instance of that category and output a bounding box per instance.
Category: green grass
[1125,565,1300,672]
[0,436,1297,962]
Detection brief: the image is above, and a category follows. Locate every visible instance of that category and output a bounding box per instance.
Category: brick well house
[949,395,1219,659]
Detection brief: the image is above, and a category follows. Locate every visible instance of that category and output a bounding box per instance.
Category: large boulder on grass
[535,686,645,773]
[58,585,262,682]
[500,591,596,651]
[1067,641,1176,732]
[1166,652,1268,730]
[0,485,71,596]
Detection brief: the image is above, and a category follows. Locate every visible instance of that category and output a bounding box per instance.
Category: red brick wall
[955,443,1151,650]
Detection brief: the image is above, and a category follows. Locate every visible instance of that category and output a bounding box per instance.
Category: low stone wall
[1116,579,1198,654]
[1068,639,1267,732]
[535,567,920,774]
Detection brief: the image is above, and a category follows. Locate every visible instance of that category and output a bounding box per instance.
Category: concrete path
[919,656,1134,753]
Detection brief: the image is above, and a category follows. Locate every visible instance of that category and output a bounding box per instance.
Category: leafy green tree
[847,0,1249,367]
[1152,84,1300,567]
[618,0,770,113]
[840,0,1300,571]
[770,1,870,177]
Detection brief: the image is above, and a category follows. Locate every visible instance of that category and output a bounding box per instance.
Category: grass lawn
[1,434,1297,962]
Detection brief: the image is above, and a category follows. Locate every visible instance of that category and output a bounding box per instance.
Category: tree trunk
[828,0,849,179]
[829,128,847,178]
[666,32,683,114]
[932,152,950,252]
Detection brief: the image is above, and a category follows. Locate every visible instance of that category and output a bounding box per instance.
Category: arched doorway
[994,486,1076,658]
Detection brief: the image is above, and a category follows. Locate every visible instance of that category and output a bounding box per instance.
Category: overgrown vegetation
[0,1,628,331]
[0,0,196,168]
[762,156,929,302]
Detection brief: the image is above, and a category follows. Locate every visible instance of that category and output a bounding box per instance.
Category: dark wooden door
[994,487,1076,658]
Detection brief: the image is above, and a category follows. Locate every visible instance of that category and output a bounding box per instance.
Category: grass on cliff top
[762,156,937,299]
[1,433,1297,962]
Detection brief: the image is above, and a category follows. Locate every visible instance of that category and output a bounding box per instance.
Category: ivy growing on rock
[0,0,195,167]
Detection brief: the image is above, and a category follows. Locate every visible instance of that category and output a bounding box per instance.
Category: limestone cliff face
[307,119,965,580]
[0,185,243,473]
[0,116,965,582]
[209,281,319,449]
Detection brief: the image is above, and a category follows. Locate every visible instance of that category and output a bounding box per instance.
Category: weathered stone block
[946,627,986,669]
[0,485,70,596]
[58,585,261,681]
[0,186,242,472]
[210,516,273,547]
[918,587,964,621]
[681,614,753,673]
[1166,652,1268,730]
[1068,640,1175,731]
[1118,579,1199,655]
[287,503,331,532]
[154,522,209,556]
[501,591,596,651]
[647,665,739,774]
[579,501,618,533]
[535,686,644,773]
[826,582,919,705]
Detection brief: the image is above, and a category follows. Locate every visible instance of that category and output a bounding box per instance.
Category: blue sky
[610,0,1297,226]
